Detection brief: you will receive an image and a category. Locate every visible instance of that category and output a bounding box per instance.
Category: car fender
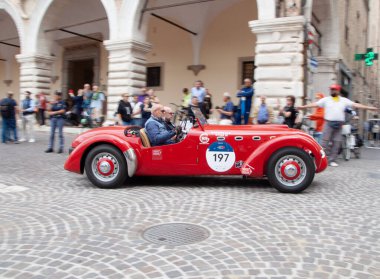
[64,134,138,177]
[241,134,326,177]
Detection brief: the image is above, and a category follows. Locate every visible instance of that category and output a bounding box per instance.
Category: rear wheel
[267,147,315,193]
[85,144,127,188]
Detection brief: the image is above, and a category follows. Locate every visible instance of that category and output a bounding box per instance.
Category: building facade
[0,0,378,119]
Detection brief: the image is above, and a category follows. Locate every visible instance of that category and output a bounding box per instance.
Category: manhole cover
[142,223,210,246]
[368,172,380,179]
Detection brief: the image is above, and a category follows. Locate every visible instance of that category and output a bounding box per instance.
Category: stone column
[313,56,339,94]
[103,39,151,119]
[249,16,305,107]
[16,54,55,98]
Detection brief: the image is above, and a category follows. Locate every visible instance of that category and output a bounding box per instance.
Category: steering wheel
[175,126,185,142]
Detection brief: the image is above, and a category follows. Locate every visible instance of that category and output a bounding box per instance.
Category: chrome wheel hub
[274,155,307,187]
[91,152,120,182]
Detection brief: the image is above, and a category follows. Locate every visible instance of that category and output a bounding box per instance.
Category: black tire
[266,147,315,193]
[85,144,127,188]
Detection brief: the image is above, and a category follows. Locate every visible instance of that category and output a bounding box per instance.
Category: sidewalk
[34,124,91,135]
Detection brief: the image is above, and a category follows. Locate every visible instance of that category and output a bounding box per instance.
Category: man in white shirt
[299,84,378,167]
[130,94,143,127]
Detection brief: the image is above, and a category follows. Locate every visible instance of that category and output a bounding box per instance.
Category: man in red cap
[299,84,378,167]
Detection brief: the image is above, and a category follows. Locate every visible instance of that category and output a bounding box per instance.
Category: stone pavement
[0,132,379,279]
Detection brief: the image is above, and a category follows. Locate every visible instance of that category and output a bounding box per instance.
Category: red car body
[65,122,328,193]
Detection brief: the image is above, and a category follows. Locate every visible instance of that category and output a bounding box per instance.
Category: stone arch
[311,0,340,57]
[26,0,118,53]
[0,0,25,50]
[119,0,275,42]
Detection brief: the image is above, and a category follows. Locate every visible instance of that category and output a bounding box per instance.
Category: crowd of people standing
[1,79,378,163]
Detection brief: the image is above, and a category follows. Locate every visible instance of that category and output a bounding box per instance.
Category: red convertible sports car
[64,109,328,193]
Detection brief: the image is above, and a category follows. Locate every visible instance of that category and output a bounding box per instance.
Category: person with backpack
[1,92,19,144]
[117,93,133,126]
[20,91,36,143]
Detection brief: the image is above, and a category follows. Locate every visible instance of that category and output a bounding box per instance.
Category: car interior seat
[139,128,151,147]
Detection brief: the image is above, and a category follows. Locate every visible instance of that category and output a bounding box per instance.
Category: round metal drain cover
[142,223,210,246]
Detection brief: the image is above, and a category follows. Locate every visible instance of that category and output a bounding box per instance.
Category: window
[238,57,255,87]
[146,63,164,89]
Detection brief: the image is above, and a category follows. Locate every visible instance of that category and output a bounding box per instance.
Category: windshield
[191,106,208,125]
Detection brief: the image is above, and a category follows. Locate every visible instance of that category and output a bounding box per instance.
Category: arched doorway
[142,0,258,107]
[0,8,22,100]
[34,0,112,96]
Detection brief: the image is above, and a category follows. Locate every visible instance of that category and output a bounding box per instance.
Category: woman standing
[141,96,152,127]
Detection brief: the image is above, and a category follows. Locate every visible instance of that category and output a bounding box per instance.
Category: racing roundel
[206,141,236,172]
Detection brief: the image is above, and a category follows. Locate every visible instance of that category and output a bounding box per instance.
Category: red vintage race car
[64,110,327,193]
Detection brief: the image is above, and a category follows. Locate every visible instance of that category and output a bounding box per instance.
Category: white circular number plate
[206,142,236,172]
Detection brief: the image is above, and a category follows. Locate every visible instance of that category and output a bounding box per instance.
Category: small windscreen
[191,106,207,125]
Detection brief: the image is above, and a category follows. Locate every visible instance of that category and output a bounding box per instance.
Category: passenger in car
[163,106,175,132]
[145,104,177,146]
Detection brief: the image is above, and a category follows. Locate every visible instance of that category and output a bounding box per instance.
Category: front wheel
[85,144,127,188]
[267,147,315,193]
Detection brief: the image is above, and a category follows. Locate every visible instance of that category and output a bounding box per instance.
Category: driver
[145,104,176,146]
[163,106,175,132]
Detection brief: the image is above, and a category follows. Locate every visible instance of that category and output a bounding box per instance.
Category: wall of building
[146,0,257,108]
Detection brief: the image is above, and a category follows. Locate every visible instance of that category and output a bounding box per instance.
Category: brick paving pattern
[0,132,379,278]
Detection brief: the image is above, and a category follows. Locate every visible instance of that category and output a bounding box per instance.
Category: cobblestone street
[0,132,379,279]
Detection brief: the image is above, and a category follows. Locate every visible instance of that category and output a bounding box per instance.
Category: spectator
[216,92,234,125]
[181,88,191,109]
[252,95,274,124]
[83,83,93,123]
[34,94,40,125]
[69,89,84,126]
[146,89,159,104]
[130,94,143,127]
[1,92,19,144]
[188,96,202,122]
[37,92,48,126]
[308,93,325,143]
[20,91,36,143]
[298,84,378,167]
[280,95,298,128]
[203,90,213,119]
[117,93,133,126]
[45,91,67,154]
[235,78,254,125]
[191,80,206,108]
[81,91,92,127]
[90,85,105,124]
[138,87,147,103]
[145,104,176,146]
[141,96,152,127]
